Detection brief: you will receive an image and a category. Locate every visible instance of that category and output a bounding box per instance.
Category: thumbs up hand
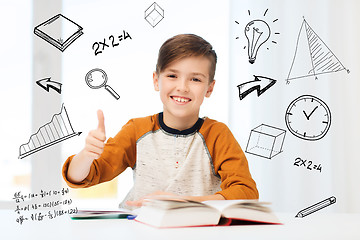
[83,110,107,160]
[96,109,106,136]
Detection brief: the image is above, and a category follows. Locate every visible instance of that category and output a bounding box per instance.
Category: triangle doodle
[286,18,347,84]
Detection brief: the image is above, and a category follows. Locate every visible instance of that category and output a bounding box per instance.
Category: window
[0,2,32,204]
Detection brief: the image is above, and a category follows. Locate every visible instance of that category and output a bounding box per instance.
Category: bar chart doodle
[18,104,81,159]
[286,18,349,84]
[295,196,336,218]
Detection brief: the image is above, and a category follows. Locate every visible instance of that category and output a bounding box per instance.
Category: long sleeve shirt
[62,113,259,209]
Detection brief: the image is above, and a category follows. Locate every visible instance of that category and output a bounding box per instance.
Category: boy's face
[153,56,215,124]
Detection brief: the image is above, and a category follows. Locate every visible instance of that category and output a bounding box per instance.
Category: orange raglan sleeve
[62,119,138,188]
[203,120,259,199]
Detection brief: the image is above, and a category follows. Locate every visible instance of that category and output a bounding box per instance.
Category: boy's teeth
[173,97,189,102]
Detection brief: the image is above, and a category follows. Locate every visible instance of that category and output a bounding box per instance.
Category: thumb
[97,109,106,134]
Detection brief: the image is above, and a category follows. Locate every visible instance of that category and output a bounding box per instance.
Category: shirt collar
[158,112,204,135]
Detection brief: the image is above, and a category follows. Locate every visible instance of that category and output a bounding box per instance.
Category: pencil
[295,196,336,218]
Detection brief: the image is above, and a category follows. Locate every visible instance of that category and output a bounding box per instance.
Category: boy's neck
[162,111,200,131]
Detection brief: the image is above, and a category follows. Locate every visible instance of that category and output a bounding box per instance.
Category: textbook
[34,14,83,52]
[135,198,281,228]
[70,208,135,220]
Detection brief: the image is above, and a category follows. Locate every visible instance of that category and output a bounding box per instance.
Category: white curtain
[229,0,360,213]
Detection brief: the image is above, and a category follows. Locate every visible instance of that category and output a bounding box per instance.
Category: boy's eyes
[191,78,202,82]
[166,75,202,82]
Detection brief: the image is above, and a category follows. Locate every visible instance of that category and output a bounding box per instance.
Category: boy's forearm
[126,192,226,207]
[67,150,94,183]
[187,194,225,202]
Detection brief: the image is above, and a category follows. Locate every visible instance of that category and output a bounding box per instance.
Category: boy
[62,34,258,209]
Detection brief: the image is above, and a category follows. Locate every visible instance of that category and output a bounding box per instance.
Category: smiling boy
[62,34,258,209]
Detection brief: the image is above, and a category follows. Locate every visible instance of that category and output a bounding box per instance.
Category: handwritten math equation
[92,30,132,56]
[13,188,69,203]
[294,157,322,173]
[13,188,78,225]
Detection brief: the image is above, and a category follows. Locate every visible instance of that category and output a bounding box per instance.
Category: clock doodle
[285,95,331,141]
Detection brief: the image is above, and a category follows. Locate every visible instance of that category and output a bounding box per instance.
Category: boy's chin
[164,109,199,119]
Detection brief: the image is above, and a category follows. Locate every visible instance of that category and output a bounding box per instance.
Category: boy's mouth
[171,96,191,103]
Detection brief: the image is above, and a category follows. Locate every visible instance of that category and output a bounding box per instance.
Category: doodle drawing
[286,18,348,83]
[285,95,331,141]
[244,20,270,64]
[237,75,276,100]
[18,104,81,159]
[85,68,120,100]
[295,196,336,218]
[235,9,279,64]
[34,14,83,52]
[145,2,164,28]
[294,157,322,173]
[36,78,62,94]
[245,124,286,159]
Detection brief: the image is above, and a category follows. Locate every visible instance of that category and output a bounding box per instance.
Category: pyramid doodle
[286,18,347,83]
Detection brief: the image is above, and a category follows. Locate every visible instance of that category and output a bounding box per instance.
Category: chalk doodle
[85,68,120,100]
[13,188,70,203]
[92,30,132,56]
[15,198,73,214]
[36,77,62,94]
[295,196,336,218]
[285,95,331,141]
[245,124,286,159]
[294,157,322,173]
[34,14,83,52]
[145,2,164,28]
[18,104,81,159]
[13,188,78,225]
[237,75,276,100]
[235,9,279,64]
[286,18,349,83]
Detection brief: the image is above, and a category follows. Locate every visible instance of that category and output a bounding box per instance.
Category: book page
[202,200,270,212]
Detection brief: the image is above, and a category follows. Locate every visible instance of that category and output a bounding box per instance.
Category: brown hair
[156,34,217,83]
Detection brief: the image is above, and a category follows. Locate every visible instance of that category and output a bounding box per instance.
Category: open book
[70,208,136,220]
[135,198,281,228]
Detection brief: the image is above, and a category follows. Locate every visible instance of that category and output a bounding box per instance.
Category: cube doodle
[245,124,286,159]
[145,2,164,27]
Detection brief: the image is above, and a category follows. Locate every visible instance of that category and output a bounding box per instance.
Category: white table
[1,210,359,240]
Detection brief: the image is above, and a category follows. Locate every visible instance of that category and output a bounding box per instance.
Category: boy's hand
[83,110,107,160]
[126,192,226,207]
[66,110,106,183]
[126,191,177,207]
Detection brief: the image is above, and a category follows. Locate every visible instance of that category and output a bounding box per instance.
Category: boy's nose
[177,79,189,92]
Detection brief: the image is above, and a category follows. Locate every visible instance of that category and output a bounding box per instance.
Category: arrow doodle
[36,77,62,94]
[237,75,276,100]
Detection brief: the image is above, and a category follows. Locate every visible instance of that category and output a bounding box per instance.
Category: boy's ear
[153,71,159,91]
[205,80,216,98]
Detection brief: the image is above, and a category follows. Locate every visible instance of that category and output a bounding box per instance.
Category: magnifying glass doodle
[85,68,120,100]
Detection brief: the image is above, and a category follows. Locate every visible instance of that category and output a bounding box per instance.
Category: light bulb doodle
[244,20,270,64]
[235,9,279,64]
